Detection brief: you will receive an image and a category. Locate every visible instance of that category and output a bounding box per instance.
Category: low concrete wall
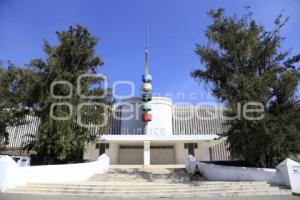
[198,162,284,185]
[0,154,109,191]
[186,155,300,194]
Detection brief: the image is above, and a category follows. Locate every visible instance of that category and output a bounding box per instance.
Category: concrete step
[25,181,270,187]
[9,185,281,191]
[107,169,183,171]
[88,168,193,182]
[7,180,291,197]
[91,174,189,178]
[13,184,274,191]
[7,189,291,197]
[88,178,192,182]
[8,188,285,194]
[96,175,188,178]
[4,167,292,197]
[106,169,188,175]
[89,175,189,178]
[90,175,190,177]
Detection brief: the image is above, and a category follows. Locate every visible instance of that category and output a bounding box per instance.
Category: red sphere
[142,113,152,122]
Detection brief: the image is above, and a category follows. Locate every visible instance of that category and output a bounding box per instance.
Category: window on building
[184,143,198,156]
[96,143,109,155]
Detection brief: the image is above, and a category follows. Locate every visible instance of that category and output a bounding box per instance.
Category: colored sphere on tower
[142,83,152,92]
[142,103,152,111]
[142,92,152,101]
[142,74,152,83]
[142,113,152,122]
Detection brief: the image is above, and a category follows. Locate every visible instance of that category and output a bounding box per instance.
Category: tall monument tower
[141,25,152,124]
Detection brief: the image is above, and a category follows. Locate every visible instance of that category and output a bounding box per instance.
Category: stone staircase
[5,167,291,197]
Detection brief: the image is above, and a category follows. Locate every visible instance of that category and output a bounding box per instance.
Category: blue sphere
[142,74,152,83]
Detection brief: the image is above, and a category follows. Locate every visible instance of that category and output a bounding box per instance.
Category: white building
[83,97,229,165]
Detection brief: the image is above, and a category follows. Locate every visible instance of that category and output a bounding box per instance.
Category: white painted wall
[83,142,119,164]
[120,97,173,136]
[276,158,300,194]
[195,141,216,161]
[106,143,119,164]
[0,154,110,191]
[198,162,284,185]
[186,155,300,194]
[175,143,188,164]
[145,97,173,136]
[84,140,218,164]
[144,141,150,165]
[175,141,216,164]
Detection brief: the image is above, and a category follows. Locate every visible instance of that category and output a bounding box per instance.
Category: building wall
[83,142,119,164]
[145,98,173,135]
[172,105,227,135]
[98,101,228,136]
[119,97,173,136]
[195,141,216,161]
[174,140,222,164]
[83,142,98,161]
[4,100,229,143]
[106,143,119,164]
[210,139,231,161]
[174,143,188,164]
[83,140,227,164]
[5,115,40,149]
[119,99,145,135]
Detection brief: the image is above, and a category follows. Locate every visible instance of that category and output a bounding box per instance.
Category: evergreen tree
[28,25,113,164]
[192,8,300,167]
[0,62,38,151]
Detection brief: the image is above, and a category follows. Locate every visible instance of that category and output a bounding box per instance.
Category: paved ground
[0,194,299,200]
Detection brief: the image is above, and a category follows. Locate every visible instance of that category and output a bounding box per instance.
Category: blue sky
[0,0,299,104]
